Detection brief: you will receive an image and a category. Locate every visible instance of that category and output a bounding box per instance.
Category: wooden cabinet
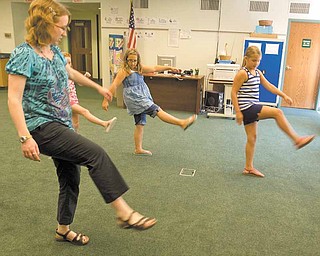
[117,74,204,114]
[144,74,204,113]
[0,57,9,87]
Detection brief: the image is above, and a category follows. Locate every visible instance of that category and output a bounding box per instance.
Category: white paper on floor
[179,168,196,177]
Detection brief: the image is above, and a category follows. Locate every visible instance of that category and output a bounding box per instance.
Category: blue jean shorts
[241,104,263,125]
[134,104,160,125]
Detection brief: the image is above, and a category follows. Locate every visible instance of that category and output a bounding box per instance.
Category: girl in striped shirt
[231,46,315,177]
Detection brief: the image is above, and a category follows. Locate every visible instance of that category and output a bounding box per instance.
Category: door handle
[285,65,292,70]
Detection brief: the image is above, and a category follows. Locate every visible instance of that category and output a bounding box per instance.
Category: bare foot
[295,135,315,149]
[243,168,265,177]
[182,114,197,130]
[134,149,152,156]
[104,117,117,133]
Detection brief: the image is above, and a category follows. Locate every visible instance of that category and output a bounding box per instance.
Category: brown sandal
[55,229,89,246]
[116,211,157,231]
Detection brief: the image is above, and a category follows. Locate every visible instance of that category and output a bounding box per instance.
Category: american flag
[127,0,136,49]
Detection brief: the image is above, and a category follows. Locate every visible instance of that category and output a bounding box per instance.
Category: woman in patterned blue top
[102,48,197,156]
[7,0,156,246]
[231,46,315,177]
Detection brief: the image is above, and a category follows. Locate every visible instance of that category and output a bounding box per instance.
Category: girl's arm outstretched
[141,65,179,74]
[102,69,127,111]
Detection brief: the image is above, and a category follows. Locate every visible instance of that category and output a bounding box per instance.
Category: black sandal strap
[56,229,71,240]
[132,217,151,228]
[55,229,89,246]
[71,233,87,246]
[117,211,156,230]
[126,211,136,222]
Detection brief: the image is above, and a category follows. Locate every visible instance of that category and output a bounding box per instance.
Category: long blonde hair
[241,46,261,67]
[122,48,142,74]
[25,0,70,47]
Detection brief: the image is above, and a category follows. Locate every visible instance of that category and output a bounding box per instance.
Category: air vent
[133,0,148,8]
[249,1,269,12]
[201,0,220,10]
[289,2,310,14]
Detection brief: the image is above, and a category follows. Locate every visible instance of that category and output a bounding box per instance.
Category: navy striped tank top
[237,67,260,111]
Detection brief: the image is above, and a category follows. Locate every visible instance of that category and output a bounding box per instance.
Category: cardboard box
[250,33,278,38]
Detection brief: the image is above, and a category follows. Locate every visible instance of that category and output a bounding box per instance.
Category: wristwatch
[19,135,32,143]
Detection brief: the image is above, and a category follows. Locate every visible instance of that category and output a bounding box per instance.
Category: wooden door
[69,20,92,75]
[281,21,320,109]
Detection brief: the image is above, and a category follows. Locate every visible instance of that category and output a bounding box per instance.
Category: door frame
[281,19,320,112]
[63,3,101,81]
[69,20,92,75]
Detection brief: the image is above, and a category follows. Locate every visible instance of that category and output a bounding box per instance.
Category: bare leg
[258,106,299,142]
[72,104,115,131]
[244,122,257,171]
[243,122,264,177]
[258,106,315,149]
[156,109,197,130]
[134,124,151,155]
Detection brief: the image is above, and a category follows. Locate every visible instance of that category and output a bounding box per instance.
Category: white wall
[1,0,319,88]
[0,0,18,52]
[11,3,29,46]
[101,0,220,85]
[100,0,320,87]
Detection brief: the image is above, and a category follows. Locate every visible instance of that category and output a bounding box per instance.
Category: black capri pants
[31,121,129,225]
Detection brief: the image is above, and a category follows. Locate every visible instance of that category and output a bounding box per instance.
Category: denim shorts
[134,104,160,125]
[241,104,263,125]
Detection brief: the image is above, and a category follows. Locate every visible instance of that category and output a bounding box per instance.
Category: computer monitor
[157,55,176,67]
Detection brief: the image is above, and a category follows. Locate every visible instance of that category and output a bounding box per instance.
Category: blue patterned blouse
[122,71,154,115]
[6,42,72,131]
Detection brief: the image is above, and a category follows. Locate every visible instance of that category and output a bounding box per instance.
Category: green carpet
[1,87,320,256]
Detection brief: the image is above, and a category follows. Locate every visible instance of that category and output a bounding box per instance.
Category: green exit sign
[302,39,311,48]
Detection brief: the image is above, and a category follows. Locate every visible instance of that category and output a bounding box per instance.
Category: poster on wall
[109,34,124,83]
